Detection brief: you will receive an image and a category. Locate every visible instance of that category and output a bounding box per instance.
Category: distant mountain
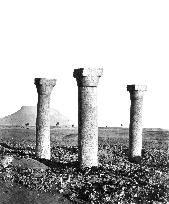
[0,106,73,127]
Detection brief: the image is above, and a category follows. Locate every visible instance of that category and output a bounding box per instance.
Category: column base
[129,156,142,164]
[35,151,51,160]
[79,163,98,169]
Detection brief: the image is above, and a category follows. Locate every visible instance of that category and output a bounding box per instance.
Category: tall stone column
[34,78,56,160]
[73,68,103,168]
[127,85,147,161]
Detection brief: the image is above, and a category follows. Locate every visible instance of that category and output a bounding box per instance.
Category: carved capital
[73,68,103,87]
[127,85,147,100]
[35,78,56,95]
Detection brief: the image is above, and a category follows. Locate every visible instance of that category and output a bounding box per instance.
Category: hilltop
[0,106,73,127]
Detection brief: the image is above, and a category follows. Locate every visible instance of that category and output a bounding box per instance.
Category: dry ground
[0,126,168,203]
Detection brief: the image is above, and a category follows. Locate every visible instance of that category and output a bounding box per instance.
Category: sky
[0,1,169,128]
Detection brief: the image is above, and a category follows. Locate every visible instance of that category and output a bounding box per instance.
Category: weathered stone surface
[74,68,103,168]
[73,68,103,87]
[35,78,56,160]
[127,84,147,159]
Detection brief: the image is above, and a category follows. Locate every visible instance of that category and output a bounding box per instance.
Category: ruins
[127,85,147,161]
[73,68,103,168]
[33,73,148,165]
[34,78,56,160]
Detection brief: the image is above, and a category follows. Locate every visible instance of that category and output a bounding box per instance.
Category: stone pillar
[34,78,56,160]
[73,68,103,168]
[127,85,147,161]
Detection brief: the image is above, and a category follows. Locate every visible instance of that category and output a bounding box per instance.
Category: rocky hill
[0,106,73,127]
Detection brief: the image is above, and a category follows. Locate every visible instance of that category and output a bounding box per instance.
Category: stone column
[34,78,56,160]
[127,85,147,161]
[73,68,103,168]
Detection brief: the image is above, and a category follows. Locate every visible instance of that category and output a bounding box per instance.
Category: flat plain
[0,126,168,203]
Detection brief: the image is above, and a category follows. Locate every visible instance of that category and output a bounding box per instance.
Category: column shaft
[129,95,143,157]
[35,78,56,160]
[36,94,51,159]
[127,85,147,161]
[74,68,103,168]
[78,86,98,167]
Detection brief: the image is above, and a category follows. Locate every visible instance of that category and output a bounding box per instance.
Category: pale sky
[0,1,169,128]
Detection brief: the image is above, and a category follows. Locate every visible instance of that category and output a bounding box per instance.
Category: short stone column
[127,85,147,161]
[34,78,56,160]
[73,68,103,168]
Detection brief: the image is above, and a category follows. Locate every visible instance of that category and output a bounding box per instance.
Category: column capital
[127,84,147,100]
[34,78,56,95]
[73,68,103,87]
[127,85,147,92]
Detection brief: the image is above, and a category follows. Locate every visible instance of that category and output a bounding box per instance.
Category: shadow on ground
[0,143,74,204]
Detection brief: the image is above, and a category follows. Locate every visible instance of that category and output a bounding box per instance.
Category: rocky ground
[0,127,168,203]
[0,154,71,204]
